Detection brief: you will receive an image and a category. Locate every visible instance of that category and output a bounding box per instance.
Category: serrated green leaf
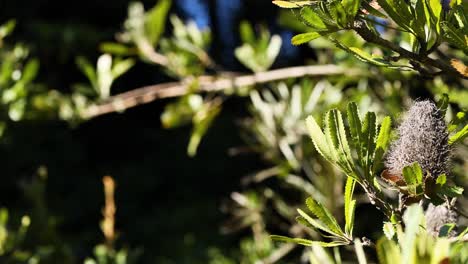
[271,235,348,247]
[375,117,392,153]
[348,47,392,66]
[341,0,360,22]
[449,124,468,145]
[306,197,344,236]
[347,102,363,161]
[326,109,354,174]
[402,163,423,195]
[441,22,468,53]
[331,40,409,69]
[376,0,413,33]
[327,1,348,27]
[296,215,316,230]
[344,177,356,236]
[361,112,376,180]
[373,116,392,174]
[270,235,314,246]
[297,208,341,236]
[300,7,328,30]
[292,32,325,45]
[306,115,335,162]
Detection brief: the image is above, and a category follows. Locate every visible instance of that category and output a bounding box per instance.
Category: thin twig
[82,64,361,119]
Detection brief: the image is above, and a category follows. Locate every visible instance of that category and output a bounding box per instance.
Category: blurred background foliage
[0,0,466,263]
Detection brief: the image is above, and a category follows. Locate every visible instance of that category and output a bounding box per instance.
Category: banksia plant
[425,203,457,237]
[271,100,467,262]
[385,100,450,180]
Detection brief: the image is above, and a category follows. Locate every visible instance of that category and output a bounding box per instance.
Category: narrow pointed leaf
[306,197,344,236]
[297,209,342,236]
[306,115,334,162]
[272,1,316,8]
[270,235,314,246]
[300,7,327,30]
[341,0,360,21]
[344,177,356,236]
[347,102,363,159]
[361,112,377,179]
[271,235,348,247]
[373,116,392,173]
[449,124,468,145]
[292,32,324,45]
[145,0,172,45]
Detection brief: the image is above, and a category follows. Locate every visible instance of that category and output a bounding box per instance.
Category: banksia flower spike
[425,203,457,237]
[385,100,450,180]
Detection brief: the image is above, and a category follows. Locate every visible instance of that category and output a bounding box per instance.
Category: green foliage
[0,20,40,123]
[274,0,468,78]
[160,15,212,77]
[272,101,467,262]
[0,0,467,263]
[0,208,32,263]
[76,54,135,99]
[271,188,355,247]
[306,102,392,185]
[235,21,282,72]
[104,0,172,60]
[375,204,467,264]
[84,245,141,264]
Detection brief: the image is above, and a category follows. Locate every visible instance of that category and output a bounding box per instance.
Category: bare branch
[82,64,361,119]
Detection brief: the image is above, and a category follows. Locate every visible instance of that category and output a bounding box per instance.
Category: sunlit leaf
[271,235,348,247]
[272,1,316,8]
[292,32,324,45]
[306,115,335,162]
[449,124,468,145]
[305,197,344,236]
[344,177,356,236]
[145,0,172,45]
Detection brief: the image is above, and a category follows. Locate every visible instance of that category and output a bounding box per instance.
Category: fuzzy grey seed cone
[425,203,457,237]
[385,100,449,178]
